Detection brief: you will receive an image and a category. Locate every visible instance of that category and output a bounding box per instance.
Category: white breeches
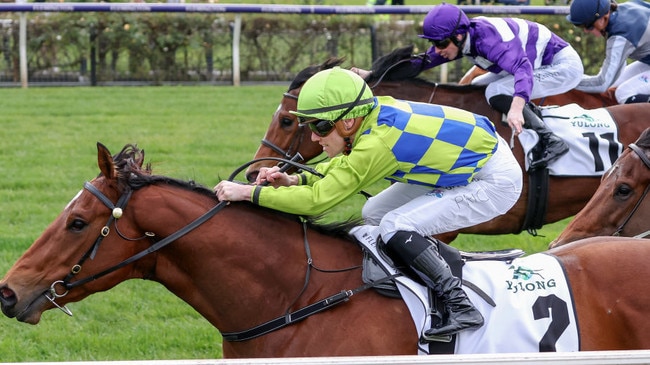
[362,136,523,242]
[472,47,584,102]
[612,61,650,103]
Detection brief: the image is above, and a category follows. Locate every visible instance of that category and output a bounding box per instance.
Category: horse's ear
[96,142,117,180]
[135,148,145,168]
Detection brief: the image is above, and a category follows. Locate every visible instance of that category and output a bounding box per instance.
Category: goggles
[430,38,452,49]
[299,117,336,137]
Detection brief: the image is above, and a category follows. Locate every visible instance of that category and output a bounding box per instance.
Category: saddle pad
[518,103,622,176]
[458,254,579,353]
[350,225,434,355]
[350,225,579,354]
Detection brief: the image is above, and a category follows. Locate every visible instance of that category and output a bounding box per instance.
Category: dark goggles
[430,38,452,49]
[299,117,336,137]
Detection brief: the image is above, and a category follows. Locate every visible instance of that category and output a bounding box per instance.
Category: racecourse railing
[8,350,650,365]
[0,3,573,87]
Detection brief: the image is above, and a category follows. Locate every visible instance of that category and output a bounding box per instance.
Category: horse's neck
[135,187,362,331]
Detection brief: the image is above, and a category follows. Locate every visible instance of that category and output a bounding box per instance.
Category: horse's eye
[615,184,633,198]
[280,117,294,129]
[68,219,88,232]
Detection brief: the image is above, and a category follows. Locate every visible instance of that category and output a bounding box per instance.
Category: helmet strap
[451,32,467,49]
[343,137,353,156]
[331,82,368,124]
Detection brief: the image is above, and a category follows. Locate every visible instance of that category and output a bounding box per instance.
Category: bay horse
[1,143,650,357]
[246,56,650,242]
[550,128,650,248]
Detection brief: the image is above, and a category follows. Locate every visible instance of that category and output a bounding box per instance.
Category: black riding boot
[624,94,650,104]
[489,94,569,170]
[385,231,484,336]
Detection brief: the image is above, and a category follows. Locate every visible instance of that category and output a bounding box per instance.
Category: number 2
[532,294,570,352]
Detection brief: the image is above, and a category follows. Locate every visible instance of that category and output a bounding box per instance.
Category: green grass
[0,86,569,362]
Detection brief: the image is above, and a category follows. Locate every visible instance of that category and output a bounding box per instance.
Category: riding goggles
[299,118,336,137]
[430,38,452,49]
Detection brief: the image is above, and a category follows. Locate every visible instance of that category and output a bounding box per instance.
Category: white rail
[5,351,650,365]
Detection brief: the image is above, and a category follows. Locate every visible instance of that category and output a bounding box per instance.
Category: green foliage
[0,3,605,84]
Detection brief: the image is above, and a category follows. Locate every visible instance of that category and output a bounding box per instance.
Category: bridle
[42,159,389,341]
[259,92,306,161]
[612,143,650,238]
[45,181,230,316]
[44,156,317,317]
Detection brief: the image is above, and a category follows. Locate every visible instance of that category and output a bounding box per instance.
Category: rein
[46,182,229,316]
[46,156,390,340]
[612,143,650,238]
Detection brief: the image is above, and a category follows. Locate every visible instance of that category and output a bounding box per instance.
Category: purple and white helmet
[419,3,470,41]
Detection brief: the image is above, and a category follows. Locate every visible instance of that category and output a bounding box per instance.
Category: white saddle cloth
[350,225,579,355]
[518,103,622,176]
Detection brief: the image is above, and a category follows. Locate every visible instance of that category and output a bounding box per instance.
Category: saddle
[361,240,525,298]
[357,231,524,352]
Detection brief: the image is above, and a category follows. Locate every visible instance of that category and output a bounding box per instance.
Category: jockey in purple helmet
[567,0,650,104]
[355,3,583,170]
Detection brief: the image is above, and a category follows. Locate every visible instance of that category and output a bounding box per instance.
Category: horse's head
[550,128,650,248]
[245,58,345,182]
[0,143,153,324]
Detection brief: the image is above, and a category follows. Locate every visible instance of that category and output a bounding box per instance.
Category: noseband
[612,143,650,237]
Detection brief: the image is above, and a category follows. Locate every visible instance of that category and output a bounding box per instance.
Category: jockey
[354,3,583,170]
[215,67,523,338]
[567,0,650,104]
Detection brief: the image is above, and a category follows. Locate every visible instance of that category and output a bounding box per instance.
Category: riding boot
[385,231,484,337]
[489,94,568,170]
[522,104,569,169]
[624,94,650,104]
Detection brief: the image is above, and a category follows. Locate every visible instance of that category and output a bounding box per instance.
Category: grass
[0,85,569,362]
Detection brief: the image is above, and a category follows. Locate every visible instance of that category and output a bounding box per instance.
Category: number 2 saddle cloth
[351,225,579,355]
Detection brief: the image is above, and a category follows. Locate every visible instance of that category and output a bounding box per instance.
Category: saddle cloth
[350,225,580,355]
[518,103,622,176]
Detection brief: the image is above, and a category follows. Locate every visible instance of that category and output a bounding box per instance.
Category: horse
[246,56,650,243]
[549,128,650,248]
[1,142,650,357]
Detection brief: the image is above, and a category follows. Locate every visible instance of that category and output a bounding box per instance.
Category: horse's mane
[110,144,360,240]
[365,45,486,93]
[289,58,345,91]
[635,128,650,149]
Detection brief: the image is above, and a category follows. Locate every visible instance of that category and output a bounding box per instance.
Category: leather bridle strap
[612,143,650,237]
[64,184,228,290]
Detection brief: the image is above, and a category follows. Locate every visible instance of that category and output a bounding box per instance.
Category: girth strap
[221,273,400,342]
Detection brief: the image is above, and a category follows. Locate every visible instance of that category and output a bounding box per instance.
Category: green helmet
[291,67,375,122]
